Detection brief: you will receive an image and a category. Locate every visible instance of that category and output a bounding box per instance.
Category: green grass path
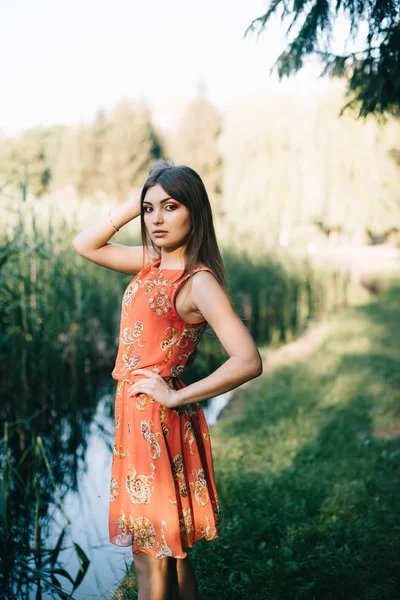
[190,283,400,600]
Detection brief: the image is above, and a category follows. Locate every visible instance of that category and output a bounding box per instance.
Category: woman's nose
[153,210,163,224]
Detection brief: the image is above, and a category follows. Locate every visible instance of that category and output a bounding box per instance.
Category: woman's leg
[176,555,198,600]
[133,552,179,600]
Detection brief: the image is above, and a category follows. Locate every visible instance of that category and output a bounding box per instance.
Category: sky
[0,0,358,136]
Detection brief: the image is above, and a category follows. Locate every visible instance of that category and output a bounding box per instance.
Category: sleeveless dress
[108,256,221,559]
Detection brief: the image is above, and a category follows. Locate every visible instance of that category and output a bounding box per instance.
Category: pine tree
[245,1,400,118]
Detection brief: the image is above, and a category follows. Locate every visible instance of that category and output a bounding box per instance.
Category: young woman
[72,158,263,600]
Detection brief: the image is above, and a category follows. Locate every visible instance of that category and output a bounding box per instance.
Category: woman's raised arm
[72,192,157,275]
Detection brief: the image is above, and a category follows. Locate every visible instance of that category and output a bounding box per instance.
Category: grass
[115,279,400,599]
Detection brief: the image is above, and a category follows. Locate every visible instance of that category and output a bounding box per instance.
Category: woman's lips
[153,231,167,237]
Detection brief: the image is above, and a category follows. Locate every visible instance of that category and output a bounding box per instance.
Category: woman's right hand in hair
[71,184,157,275]
[122,185,143,217]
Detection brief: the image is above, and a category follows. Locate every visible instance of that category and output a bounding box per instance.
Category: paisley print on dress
[110,476,119,502]
[120,321,144,343]
[154,521,173,558]
[160,406,170,439]
[172,453,188,498]
[140,419,162,460]
[113,443,130,461]
[121,348,142,372]
[135,392,156,412]
[190,467,209,506]
[148,287,172,316]
[122,281,139,312]
[109,257,221,558]
[125,463,156,504]
[199,515,217,540]
[132,516,157,548]
[117,507,133,536]
[179,507,194,536]
[170,363,187,378]
[160,326,179,352]
[183,421,196,455]
[178,323,208,347]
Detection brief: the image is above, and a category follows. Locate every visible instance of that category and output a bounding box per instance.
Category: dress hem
[109,532,220,560]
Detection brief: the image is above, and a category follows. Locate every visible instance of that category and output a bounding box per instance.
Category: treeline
[1,80,400,241]
[218,80,400,245]
[0,95,223,208]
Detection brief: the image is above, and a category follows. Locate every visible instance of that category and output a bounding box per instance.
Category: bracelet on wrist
[108,212,120,233]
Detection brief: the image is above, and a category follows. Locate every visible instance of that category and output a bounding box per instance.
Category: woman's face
[143,184,192,249]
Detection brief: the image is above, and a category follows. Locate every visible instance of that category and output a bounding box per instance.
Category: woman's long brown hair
[139,157,227,290]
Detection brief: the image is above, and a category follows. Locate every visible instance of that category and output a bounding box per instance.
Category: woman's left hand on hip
[128,369,181,408]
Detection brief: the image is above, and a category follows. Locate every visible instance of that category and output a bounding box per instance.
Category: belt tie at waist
[120,373,180,389]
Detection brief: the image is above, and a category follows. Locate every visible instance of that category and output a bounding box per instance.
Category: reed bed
[1,420,90,599]
[0,195,362,412]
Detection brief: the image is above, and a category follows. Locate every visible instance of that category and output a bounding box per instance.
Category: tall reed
[0,419,90,599]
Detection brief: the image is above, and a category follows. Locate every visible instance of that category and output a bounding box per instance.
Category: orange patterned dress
[108,256,220,559]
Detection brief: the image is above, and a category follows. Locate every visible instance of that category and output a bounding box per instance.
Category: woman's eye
[143,204,177,213]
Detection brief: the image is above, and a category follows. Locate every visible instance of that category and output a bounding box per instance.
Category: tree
[52,101,164,200]
[102,98,163,202]
[0,127,64,199]
[81,109,109,196]
[218,83,400,245]
[51,124,90,196]
[168,93,223,213]
[245,0,400,119]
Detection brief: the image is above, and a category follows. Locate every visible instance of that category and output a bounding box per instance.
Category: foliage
[0,194,357,410]
[53,99,164,201]
[245,0,400,119]
[0,199,122,597]
[0,199,123,421]
[218,84,400,241]
[168,95,224,214]
[0,126,65,198]
[1,86,400,241]
[0,100,164,202]
[0,422,90,599]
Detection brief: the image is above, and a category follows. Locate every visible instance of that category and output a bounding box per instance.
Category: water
[40,394,129,600]
[38,389,231,599]
[202,391,232,426]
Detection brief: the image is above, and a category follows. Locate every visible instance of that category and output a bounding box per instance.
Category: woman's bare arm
[72,193,157,275]
[173,271,263,406]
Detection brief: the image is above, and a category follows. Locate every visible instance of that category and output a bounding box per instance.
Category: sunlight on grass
[188,282,400,599]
